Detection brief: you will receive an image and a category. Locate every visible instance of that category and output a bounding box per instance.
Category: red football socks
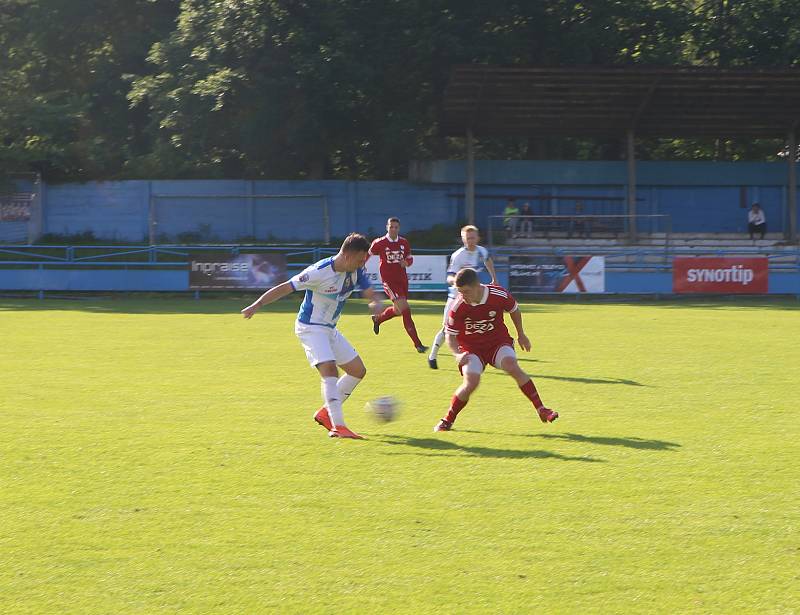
[401,307,423,347]
[445,394,468,423]
[519,379,544,410]
[375,306,397,324]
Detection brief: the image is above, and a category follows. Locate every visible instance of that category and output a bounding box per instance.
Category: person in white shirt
[747,203,767,240]
[427,225,498,369]
[241,233,382,439]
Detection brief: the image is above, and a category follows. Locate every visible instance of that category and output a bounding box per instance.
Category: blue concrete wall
[38,160,799,241]
[43,180,457,243]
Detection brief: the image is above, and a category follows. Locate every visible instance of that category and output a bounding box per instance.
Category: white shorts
[295,322,359,367]
[462,344,517,374]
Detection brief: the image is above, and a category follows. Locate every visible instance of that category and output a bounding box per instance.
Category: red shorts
[382,276,408,300]
[458,341,515,374]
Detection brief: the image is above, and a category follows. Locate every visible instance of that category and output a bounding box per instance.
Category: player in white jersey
[241,233,382,439]
[427,225,497,369]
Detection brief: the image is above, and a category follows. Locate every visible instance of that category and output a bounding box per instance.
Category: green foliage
[1,297,799,612]
[1,1,799,180]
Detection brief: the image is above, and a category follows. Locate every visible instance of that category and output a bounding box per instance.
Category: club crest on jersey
[489,311,496,317]
[299,273,309,283]
[338,275,354,295]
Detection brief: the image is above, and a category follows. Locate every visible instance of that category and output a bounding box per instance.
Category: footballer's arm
[445,331,468,365]
[241,281,294,319]
[485,257,498,285]
[362,285,384,316]
[508,307,532,351]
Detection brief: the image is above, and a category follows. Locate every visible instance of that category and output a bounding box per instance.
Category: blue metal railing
[1,244,798,274]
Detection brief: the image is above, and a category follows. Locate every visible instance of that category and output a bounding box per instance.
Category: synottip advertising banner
[509,256,605,293]
[189,253,287,289]
[673,257,768,294]
[364,255,448,292]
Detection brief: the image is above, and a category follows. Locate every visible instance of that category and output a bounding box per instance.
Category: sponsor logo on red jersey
[464,318,495,334]
[384,248,406,264]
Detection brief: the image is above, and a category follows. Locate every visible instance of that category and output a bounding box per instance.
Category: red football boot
[433,418,453,432]
[537,407,559,423]
[313,406,333,430]
[329,425,365,439]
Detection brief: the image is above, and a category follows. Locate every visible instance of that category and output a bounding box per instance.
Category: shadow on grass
[535,432,681,450]
[482,368,648,387]
[375,434,604,462]
[458,430,680,452]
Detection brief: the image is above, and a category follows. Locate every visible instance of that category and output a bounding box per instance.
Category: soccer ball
[366,396,399,423]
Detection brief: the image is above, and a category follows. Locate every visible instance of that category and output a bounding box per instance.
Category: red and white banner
[364,255,448,292]
[673,257,768,294]
[509,256,605,293]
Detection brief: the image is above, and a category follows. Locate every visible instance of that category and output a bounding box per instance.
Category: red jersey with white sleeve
[445,284,519,354]
[369,234,414,297]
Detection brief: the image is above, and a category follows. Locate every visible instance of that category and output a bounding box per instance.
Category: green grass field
[1,296,798,614]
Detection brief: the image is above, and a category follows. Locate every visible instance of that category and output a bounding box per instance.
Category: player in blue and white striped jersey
[241,233,382,439]
[427,225,497,369]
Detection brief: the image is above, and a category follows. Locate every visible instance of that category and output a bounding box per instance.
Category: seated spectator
[518,202,533,237]
[503,199,519,238]
[568,201,592,238]
[747,203,766,240]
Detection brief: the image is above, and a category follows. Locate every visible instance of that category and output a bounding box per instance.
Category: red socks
[375,306,397,324]
[401,308,423,347]
[519,379,544,410]
[445,394,468,423]
[377,305,423,347]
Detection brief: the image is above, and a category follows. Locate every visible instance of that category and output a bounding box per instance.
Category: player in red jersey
[433,267,558,431]
[369,217,427,352]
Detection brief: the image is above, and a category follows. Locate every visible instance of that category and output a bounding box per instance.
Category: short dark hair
[455,267,479,287]
[340,232,370,253]
[387,217,400,225]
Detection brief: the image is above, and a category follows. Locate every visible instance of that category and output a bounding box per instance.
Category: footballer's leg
[315,360,346,431]
[435,355,482,431]
[325,333,365,439]
[392,295,425,352]
[498,350,558,424]
[427,328,444,368]
[372,284,398,333]
[296,324,343,432]
[428,300,452,368]
[337,355,366,409]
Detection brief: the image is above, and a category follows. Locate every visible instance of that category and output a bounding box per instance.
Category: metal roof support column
[788,127,797,243]
[626,128,637,243]
[466,127,475,225]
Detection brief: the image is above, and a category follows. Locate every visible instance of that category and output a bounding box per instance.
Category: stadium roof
[442,65,800,138]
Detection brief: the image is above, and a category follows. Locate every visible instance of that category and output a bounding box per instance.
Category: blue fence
[24,160,799,243]
[2,245,798,295]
